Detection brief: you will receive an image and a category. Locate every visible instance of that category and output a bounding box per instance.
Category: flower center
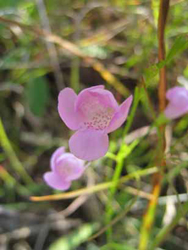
[80,100,114,130]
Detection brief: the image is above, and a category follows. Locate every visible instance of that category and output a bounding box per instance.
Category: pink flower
[165,87,188,119]
[43,147,86,190]
[58,85,133,161]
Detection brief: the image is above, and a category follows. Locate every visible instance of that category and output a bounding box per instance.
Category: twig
[139,1,170,250]
[124,126,156,144]
[34,222,49,250]
[57,169,95,217]
[79,18,129,46]
[30,167,158,201]
[158,1,169,113]
[35,0,64,90]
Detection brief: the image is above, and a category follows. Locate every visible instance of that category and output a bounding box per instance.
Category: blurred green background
[0,0,188,249]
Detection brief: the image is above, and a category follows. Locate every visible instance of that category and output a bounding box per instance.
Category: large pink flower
[43,147,86,190]
[58,85,133,161]
[165,87,188,119]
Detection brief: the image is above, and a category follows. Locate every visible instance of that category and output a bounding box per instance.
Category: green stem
[0,166,31,195]
[0,118,33,185]
[31,167,158,201]
[105,87,141,241]
[123,87,140,137]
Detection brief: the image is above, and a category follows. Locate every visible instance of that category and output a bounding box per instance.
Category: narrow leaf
[25,76,50,117]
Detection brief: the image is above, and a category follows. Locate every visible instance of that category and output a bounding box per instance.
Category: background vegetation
[0,0,188,249]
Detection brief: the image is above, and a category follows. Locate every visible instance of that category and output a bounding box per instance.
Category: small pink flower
[165,87,188,119]
[58,85,133,161]
[43,147,86,190]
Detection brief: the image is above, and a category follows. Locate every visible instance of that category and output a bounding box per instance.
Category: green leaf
[144,61,165,84]
[123,87,141,136]
[166,35,188,63]
[144,35,188,84]
[25,77,50,117]
[49,223,99,250]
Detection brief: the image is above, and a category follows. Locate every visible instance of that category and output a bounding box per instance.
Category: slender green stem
[105,87,141,241]
[0,166,31,195]
[0,118,33,185]
[139,1,170,249]
[31,167,158,201]
[123,87,140,137]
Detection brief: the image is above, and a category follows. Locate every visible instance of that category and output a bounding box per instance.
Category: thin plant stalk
[0,118,33,185]
[31,166,158,201]
[139,1,170,249]
[105,87,141,240]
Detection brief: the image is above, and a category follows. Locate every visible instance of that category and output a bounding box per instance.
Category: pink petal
[86,85,105,91]
[43,172,71,190]
[91,88,119,109]
[106,95,133,133]
[58,88,81,130]
[166,87,188,107]
[75,87,118,113]
[66,166,85,181]
[54,153,86,181]
[165,103,188,119]
[69,129,109,161]
[50,147,65,171]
